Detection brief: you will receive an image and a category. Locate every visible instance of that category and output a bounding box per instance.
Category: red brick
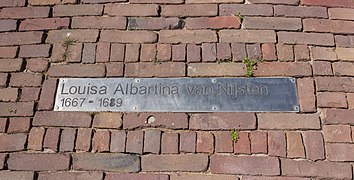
[140,44,156,62]
[92,130,110,152]
[38,172,103,180]
[157,44,171,61]
[160,30,217,44]
[187,44,201,63]
[48,64,105,77]
[7,117,30,133]
[214,131,233,153]
[196,132,214,153]
[186,16,240,29]
[144,129,161,154]
[297,78,316,112]
[348,93,354,109]
[258,113,320,130]
[73,153,140,172]
[323,125,352,142]
[20,18,69,31]
[335,35,354,48]
[172,44,186,62]
[161,4,217,17]
[43,128,60,152]
[0,59,23,72]
[0,171,34,180]
[305,19,354,34]
[106,63,124,77]
[75,128,92,152]
[190,113,256,130]
[93,113,122,129]
[46,30,99,43]
[246,43,261,60]
[11,73,42,87]
[336,48,354,61]
[124,113,187,130]
[28,127,45,151]
[318,92,347,108]
[0,47,17,58]
[322,108,354,125]
[0,134,26,152]
[220,4,273,16]
[283,159,353,179]
[28,0,60,5]
[0,118,6,133]
[126,130,144,154]
[274,5,327,18]
[82,0,125,3]
[255,62,312,77]
[268,131,286,157]
[19,44,50,58]
[316,77,354,92]
[0,102,34,117]
[302,131,325,161]
[231,43,247,61]
[294,45,310,61]
[60,128,76,152]
[179,132,196,153]
[333,62,354,76]
[0,88,18,102]
[110,130,126,153]
[33,111,92,127]
[26,59,48,73]
[202,43,216,62]
[313,61,333,76]
[106,173,168,180]
[125,62,185,77]
[0,154,6,168]
[101,30,157,43]
[262,43,277,61]
[278,32,334,46]
[82,43,96,63]
[0,0,25,7]
[8,153,70,171]
[170,173,236,180]
[0,20,17,32]
[142,154,208,172]
[187,63,245,77]
[217,43,232,61]
[54,4,102,17]
[105,4,158,16]
[244,17,301,31]
[327,144,354,161]
[96,42,110,63]
[211,155,280,175]
[312,47,338,62]
[37,79,57,110]
[287,132,305,158]
[277,44,294,61]
[301,0,354,8]
[72,16,126,29]
[51,43,82,63]
[234,132,251,154]
[0,32,43,46]
[128,17,180,30]
[250,131,267,154]
[161,132,179,154]
[0,7,49,19]
[219,30,276,43]
[329,8,354,20]
[110,43,125,62]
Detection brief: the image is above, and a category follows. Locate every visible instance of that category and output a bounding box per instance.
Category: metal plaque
[54,78,299,112]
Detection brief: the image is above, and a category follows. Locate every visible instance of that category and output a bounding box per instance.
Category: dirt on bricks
[0,0,354,179]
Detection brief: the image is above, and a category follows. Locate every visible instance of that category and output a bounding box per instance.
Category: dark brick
[231,43,247,61]
[185,16,240,29]
[0,0,25,7]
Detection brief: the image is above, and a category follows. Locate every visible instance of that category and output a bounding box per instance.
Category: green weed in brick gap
[230,129,239,143]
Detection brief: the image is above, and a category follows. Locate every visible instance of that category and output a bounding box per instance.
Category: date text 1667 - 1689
[60,98,123,108]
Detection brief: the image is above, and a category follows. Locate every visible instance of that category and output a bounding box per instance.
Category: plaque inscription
[54,78,299,112]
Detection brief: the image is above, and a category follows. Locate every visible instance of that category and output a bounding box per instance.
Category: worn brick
[220,4,273,16]
[277,44,293,61]
[28,127,45,151]
[188,63,245,77]
[19,44,50,58]
[73,16,126,29]
[43,128,60,152]
[38,172,103,180]
[0,0,25,7]
[141,44,156,62]
[258,113,320,130]
[51,43,82,63]
[297,78,316,112]
[126,130,144,154]
[82,43,96,64]
[234,132,251,154]
[29,0,60,5]
[333,62,354,76]
[106,173,169,180]
[318,92,347,108]
[217,43,232,61]
[301,0,354,8]
[7,117,30,133]
[211,155,280,175]
[335,35,354,48]
[231,43,247,61]
[244,17,301,30]
[144,129,161,154]
[0,102,34,117]
[48,64,105,77]
[129,17,180,30]
[275,5,327,18]
[95,42,110,63]
[160,30,217,44]
[0,73,8,87]
[0,47,17,58]
[316,77,354,92]
[246,43,261,60]
[0,20,17,32]
[219,30,276,43]
[187,44,200,63]
[302,131,324,161]
[20,18,69,31]
[110,130,125,153]
[171,173,236,180]
[255,62,312,77]
[278,32,334,46]
[75,128,92,152]
[186,16,240,29]
[0,118,6,133]
[101,30,157,43]
[54,4,102,17]
[180,132,196,153]
[0,134,26,152]
[73,153,140,172]
[142,154,208,172]
[322,108,354,125]
[0,7,49,19]
[8,153,70,171]
[0,32,43,46]
[287,132,305,158]
[33,111,92,127]
[294,45,310,61]
[110,43,125,62]
[93,113,122,129]
[125,62,185,77]
[59,128,76,152]
[329,8,354,20]
[268,131,286,157]
[313,61,333,76]
[190,113,256,130]
[0,88,18,102]
[162,4,217,17]
[105,4,158,16]
[311,47,337,61]
[282,159,352,179]
[25,59,47,74]
[250,131,267,154]
[38,79,57,110]
[0,171,34,180]
[106,63,124,77]
[261,44,277,61]
[161,132,179,154]
[124,113,188,129]
[327,144,354,161]
[92,130,110,152]
[46,30,99,43]
[157,44,171,61]
[172,44,186,62]
[196,132,214,153]
[202,43,216,62]
[336,48,354,61]
[304,19,354,34]
[215,131,233,153]
[323,125,352,142]
[0,59,23,72]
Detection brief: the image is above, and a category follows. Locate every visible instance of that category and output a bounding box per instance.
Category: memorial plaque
[54,78,299,112]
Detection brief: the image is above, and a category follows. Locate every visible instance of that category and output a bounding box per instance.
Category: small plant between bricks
[217,57,232,64]
[242,57,263,77]
[62,33,78,61]
[153,57,161,65]
[230,129,239,143]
